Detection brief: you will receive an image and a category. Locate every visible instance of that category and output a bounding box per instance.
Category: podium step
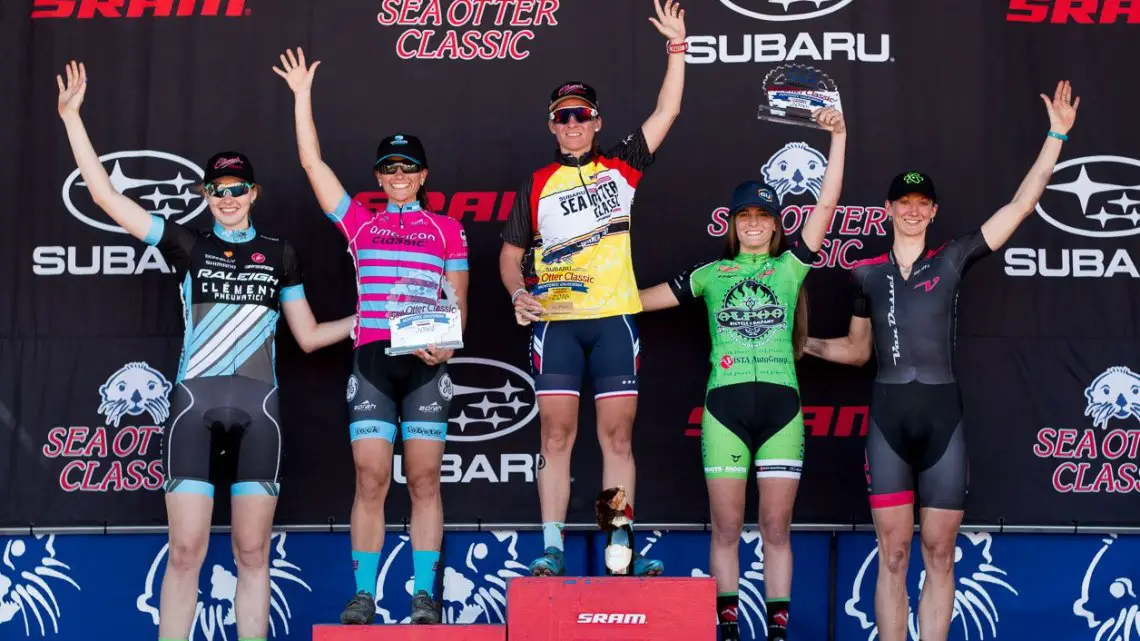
[506,576,717,640]
[313,624,505,641]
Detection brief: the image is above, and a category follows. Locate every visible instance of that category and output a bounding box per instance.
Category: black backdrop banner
[3,0,1140,529]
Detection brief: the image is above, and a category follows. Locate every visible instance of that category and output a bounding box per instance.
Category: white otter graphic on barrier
[374,532,528,624]
[97,361,173,427]
[136,533,310,640]
[641,530,770,639]
[846,533,1018,640]
[1075,534,1140,641]
[1083,366,1140,429]
[0,535,80,638]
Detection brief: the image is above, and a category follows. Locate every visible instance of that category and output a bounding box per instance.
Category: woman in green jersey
[639,107,846,641]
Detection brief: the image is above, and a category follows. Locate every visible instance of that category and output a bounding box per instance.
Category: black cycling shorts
[864,382,967,511]
[162,375,281,498]
[347,341,452,444]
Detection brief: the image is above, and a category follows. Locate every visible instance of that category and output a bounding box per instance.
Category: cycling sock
[352,550,381,596]
[412,550,440,598]
[717,592,739,624]
[767,597,790,640]
[542,522,565,551]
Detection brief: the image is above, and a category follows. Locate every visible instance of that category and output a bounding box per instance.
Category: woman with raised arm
[56,60,354,641]
[274,47,469,626]
[638,108,846,641]
[803,82,1079,641]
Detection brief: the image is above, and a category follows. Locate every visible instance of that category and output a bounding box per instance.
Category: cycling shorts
[162,375,281,498]
[864,382,967,511]
[530,314,639,399]
[701,382,805,480]
[347,342,452,444]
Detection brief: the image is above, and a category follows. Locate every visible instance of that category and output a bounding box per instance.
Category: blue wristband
[1048,130,1069,141]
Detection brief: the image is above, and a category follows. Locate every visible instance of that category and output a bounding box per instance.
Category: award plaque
[385,271,464,356]
[756,64,843,129]
[595,486,635,576]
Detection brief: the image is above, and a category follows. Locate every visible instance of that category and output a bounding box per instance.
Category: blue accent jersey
[145,217,305,385]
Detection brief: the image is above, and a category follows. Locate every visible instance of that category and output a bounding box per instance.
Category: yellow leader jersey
[502,129,655,321]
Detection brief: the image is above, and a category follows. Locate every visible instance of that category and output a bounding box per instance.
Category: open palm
[56,60,87,117]
[1041,80,1079,135]
[273,47,321,94]
[649,0,685,41]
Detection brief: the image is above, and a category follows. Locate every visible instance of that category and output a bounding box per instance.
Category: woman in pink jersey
[275,48,469,625]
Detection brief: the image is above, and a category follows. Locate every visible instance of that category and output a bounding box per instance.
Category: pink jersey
[326,193,468,348]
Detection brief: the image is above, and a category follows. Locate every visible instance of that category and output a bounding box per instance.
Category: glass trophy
[756,63,844,129]
[385,270,464,356]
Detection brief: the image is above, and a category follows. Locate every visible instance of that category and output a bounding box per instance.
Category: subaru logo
[719,0,855,22]
[1037,155,1140,238]
[446,357,538,443]
[62,150,207,234]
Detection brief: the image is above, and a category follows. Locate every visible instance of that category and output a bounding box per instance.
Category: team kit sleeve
[500,177,534,249]
[948,228,995,275]
[780,235,820,282]
[851,269,871,319]
[668,262,716,304]
[141,214,197,271]
[607,128,656,172]
[280,242,306,303]
[443,219,470,272]
[324,191,372,240]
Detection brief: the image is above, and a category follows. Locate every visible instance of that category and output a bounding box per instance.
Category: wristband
[511,288,527,304]
[1047,130,1069,141]
[667,41,689,55]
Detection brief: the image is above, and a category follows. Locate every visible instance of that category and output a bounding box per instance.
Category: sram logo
[576,613,648,624]
[354,191,515,222]
[32,0,250,19]
[1007,0,1140,23]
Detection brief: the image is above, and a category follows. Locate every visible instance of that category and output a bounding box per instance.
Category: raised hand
[56,60,87,118]
[272,47,321,95]
[1041,80,1079,135]
[649,0,686,42]
[814,106,846,135]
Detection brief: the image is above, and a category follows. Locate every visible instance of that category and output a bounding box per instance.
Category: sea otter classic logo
[761,142,827,201]
[98,362,173,428]
[1083,366,1140,429]
[717,278,786,344]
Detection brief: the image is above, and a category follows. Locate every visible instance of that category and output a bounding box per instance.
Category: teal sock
[412,550,441,598]
[352,550,381,596]
[542,522,565,551]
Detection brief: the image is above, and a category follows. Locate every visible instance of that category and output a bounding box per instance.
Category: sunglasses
[377,161,423,175]
[205,181,254,198]
[549,106,599,125]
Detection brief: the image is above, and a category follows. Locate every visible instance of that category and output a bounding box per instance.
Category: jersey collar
[734,251,772,265]
[214,222,256,244]
[387,200,422,213]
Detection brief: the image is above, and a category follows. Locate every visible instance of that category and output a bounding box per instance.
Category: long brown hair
[724,210,810,360]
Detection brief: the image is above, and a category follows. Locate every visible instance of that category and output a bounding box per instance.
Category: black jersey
[851,230,992,385]
[144,216,305,385]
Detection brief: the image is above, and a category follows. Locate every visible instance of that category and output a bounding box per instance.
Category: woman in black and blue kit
[56,60,354,641]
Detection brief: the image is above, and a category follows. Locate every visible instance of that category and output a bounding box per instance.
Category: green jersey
[668,244,815,390]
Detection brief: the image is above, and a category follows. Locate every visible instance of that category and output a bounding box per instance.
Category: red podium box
[506,577,717,640]
[313,624,505,641]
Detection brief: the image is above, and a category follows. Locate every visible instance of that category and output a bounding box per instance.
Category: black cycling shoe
[410,590,441,624]
[340,590,376,625]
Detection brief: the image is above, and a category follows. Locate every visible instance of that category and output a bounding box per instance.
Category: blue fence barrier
[1,530,1137,640]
